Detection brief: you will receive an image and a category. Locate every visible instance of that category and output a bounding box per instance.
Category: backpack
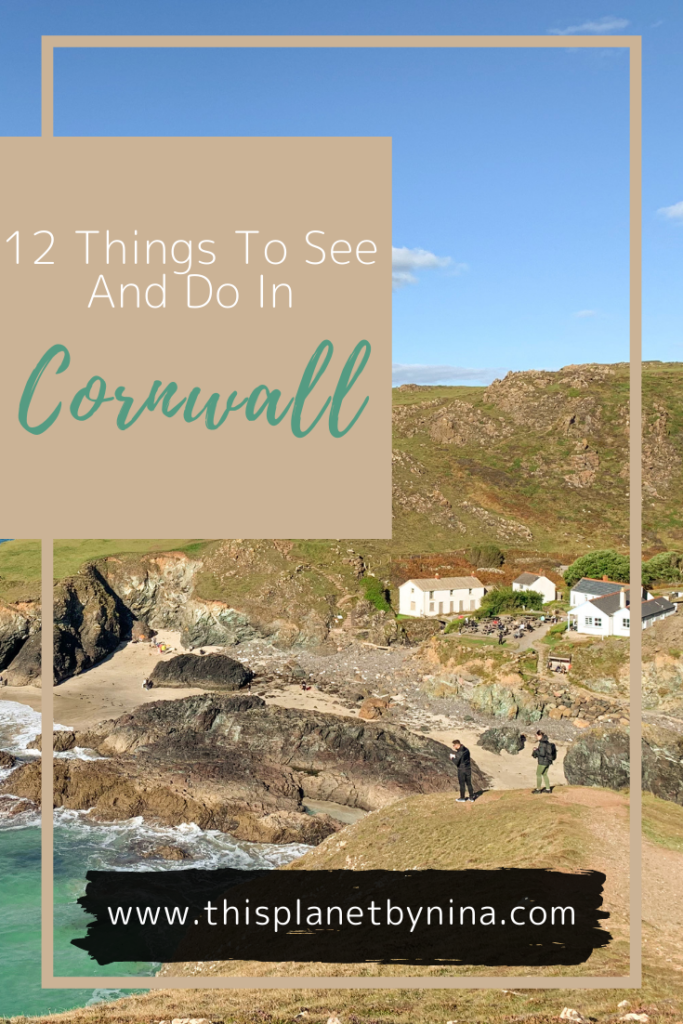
[548,741,557,762]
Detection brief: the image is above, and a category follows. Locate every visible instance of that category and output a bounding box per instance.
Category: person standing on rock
[532,729,556,793]
[450,739,475,803]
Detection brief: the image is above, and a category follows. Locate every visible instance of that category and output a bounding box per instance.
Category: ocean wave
[0,699,72,754]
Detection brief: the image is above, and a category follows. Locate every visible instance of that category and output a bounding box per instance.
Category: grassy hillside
[0,539,41,603]
[28,792,683,1024]
[160,787,631,980]
[6,362,683,610]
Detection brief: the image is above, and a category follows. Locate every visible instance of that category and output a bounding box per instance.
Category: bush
[642,551,683,588]
[563,549,630,588]
[478,586,543,616]
[466,543,505,568]
[360,576,393,614]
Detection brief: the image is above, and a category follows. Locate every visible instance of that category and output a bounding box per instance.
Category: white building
[398,576,486,617]
[569,577,629,607]
[568,589,676,637]
[512,572,557,604]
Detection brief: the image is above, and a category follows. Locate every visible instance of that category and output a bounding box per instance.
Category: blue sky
[0,2,680,384]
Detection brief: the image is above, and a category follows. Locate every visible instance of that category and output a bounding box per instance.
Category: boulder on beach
[149,653,254,690]
[477,726,526,755]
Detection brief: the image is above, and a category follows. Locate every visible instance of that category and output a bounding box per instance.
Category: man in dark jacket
[532,730,554,793]
[450,739,475,802]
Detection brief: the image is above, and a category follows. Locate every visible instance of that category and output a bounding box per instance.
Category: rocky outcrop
[0,750,17,769]
[563,728,630,791]
[477,726,525,755]
[2,694,487,842]
[30,731,77,752]
[149,653,253,690]
[3,632,41,686]
[469,681,542,723]
[564,724,683,805]
[0,601,38,671]
[2,758,340,846]
[358,697,393,721]
[52,565,134,682]
[642,724,683,804]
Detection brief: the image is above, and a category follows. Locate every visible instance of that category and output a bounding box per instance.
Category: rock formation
[2,694,487,842]
[149,653,253,690]
[563,723,683,805]
[563,728,630,791]
[477,726,525,755]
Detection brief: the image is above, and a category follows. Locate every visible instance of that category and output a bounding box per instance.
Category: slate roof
[514,572,541,586]
[572,577,628,598]
[589,590,631,616]
[642,596,676,621]
[405,576,484,592]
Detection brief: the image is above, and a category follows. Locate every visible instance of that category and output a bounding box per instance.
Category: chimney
[435,573,440,579]
[620,589,626,609]
[602,575,609,582]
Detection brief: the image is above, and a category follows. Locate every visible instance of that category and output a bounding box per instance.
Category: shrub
[478,586,543,616]
[466,543,505,568]
[360,576,393,614]
[563,549,630,588]
[642,551,683,588]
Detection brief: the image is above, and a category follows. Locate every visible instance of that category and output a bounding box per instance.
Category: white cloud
[392,363,507,386]
[658,200,683,221]
[392,246,465,289]
[574,309,597,318]
[548,16,629,35]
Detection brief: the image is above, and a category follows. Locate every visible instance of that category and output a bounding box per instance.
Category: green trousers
[536,764,550,790]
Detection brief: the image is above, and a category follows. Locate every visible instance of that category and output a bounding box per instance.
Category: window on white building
[594,617,602,627]
[585,616,593,626]
[410,601,415,611]
[622,618,629,629]
[468,588,472,595]
[429,602,434,612]
[429,591,434,599]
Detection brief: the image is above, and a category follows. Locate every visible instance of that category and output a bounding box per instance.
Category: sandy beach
[0,629,567,790]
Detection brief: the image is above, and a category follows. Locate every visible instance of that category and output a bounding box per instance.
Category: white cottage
[398,576,486,618]
[512,572,557,604]
[568,589,676,636]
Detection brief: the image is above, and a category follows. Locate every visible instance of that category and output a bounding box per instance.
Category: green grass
[0,539,41,602]
[642,792,683,853]
[52,539,209,581]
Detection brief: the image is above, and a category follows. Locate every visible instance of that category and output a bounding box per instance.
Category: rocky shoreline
[2,691,488,843]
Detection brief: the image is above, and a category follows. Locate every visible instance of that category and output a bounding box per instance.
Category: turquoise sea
[0,701,310,1018]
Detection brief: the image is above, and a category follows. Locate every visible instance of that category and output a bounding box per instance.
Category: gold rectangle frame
[39,32,642,990]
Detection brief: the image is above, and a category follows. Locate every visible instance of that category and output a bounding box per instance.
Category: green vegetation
[465,542,504,567]
[563,549,630,588]
[642,550,683,588]
[359,575,392,613]
[542,621,568,646]
[52,539,209,581]
[477,585,543,616]
[642,792,683,853]
[0,539,41,602]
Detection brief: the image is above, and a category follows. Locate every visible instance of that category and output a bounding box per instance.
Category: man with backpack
[450,739,475,803]
[532,730,556,793]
